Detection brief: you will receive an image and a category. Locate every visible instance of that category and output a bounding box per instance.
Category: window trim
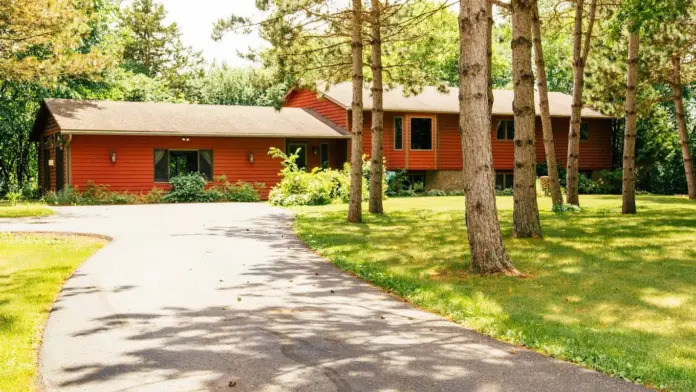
[154,149,214,183]
[286,142,309,168]
[496,120,515,141]
[495,171,514,190]
[408,115,435,151]
[394,116,404,151]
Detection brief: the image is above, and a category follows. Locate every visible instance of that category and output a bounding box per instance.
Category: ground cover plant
[0,233,106,391]
[292,195,696,391]
[0,203,54,218]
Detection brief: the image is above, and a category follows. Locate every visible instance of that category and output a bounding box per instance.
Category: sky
[158,0,265,67]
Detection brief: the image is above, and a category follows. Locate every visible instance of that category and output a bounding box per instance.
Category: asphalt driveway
[0,204,647,392]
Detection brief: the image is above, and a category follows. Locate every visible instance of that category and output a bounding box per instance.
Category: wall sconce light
[248,152,254,163]
[181,137,190,142]
[110,151,117,163]
[312,147,319,156]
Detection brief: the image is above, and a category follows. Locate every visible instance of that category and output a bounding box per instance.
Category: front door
[55,147,64,192]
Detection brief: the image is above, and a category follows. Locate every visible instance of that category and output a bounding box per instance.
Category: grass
[0,233,106,392]
[0,203,54,218]
[292,195,696,391]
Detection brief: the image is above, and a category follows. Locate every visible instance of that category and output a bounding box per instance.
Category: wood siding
[38,115,65,193]
[69,135,345,199]
[285,90,348,129]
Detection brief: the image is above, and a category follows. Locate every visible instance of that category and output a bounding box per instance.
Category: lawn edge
[0,232,111,392]
[289,213,655,392]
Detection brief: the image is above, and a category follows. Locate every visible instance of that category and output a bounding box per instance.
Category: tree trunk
[622,29,639,214]
[369,0,384,214]
[531,1,563,207]
[565,0,597,206]
[459,0,518,275]
[511,0,542,238]
[672,55,696,199]
[348,0,364,223]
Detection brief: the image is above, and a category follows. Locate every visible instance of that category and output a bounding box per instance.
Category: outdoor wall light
[110,151,117,163]
[181,137,190,142]
[312,147,319,156]
[248,152,254,163]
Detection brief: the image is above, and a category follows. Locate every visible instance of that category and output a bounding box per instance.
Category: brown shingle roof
[40,99,351,138]
[317,82,610,119]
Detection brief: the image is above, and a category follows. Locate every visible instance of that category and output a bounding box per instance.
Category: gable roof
[32,99,350,141]
[315,82,610,119]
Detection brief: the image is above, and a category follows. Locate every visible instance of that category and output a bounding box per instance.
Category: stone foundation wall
[426,170,466,192]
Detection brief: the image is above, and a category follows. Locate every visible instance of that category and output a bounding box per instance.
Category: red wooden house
[33,82,612,198]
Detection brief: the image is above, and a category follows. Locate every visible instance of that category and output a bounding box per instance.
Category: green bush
[206,175,262,202]
[426,189,447,197]
[43,186,81,206]
[267,147,370,206]
[552,203,584,213]
[496,187,514,196]
[163,173,208,203]
[142,188,166,204]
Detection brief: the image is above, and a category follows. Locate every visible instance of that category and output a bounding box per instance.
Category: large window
[394,117,403,150]
[154,149,213,182]
[410,117,433,150]
[496,120,515,140]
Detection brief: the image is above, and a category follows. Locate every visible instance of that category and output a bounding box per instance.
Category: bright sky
[158,0,265,67]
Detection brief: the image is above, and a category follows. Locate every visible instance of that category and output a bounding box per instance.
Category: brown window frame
[409,115,435,151]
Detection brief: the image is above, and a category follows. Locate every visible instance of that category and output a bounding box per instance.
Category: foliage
[0,233,105,392]
[267,147,357,206]
[162,173,207,203]
[293,195,696,392]
[0,0,117,85]
[187,65,288,107]
[496,187,514,196]
[206,176,262,202]
[551,203,584,213]
[120,0,203,98]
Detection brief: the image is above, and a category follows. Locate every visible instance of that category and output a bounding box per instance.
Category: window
[286,142,308,169]
[320,143,330,169]
[394,117,403,150]
[410,117,433,150]
[496,120,515,140]
[154,149,213,182]
[495,172,514,190]
[580,123,589,141]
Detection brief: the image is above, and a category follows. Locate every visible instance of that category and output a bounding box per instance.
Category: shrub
[163,173,208,203]
[43,186,81,206]
[426,189,447,197]
[206,175,262,202]
[496,187,514,196]
[142,188,166,204]
[4,190,21,206]
[594,169,622,194]
[267,147,370,206]
[552,203,584,213]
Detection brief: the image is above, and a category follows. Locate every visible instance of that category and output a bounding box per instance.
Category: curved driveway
[0,204,647,392]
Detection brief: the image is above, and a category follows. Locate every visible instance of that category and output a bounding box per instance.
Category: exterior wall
[426,170,465,192]
[68,135,345,199]
[285,90,348,129]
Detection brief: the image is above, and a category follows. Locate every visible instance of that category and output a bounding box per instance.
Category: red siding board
[285,90,348,129]
[69,135,345,199]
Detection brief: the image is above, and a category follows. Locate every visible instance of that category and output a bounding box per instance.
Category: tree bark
[565,0,597,206]
[622,29,639,214]
[531,1,563,207]
[459,0,518,275]
[672,55,696,199]
[369,0,384,214]
[348,0,364,223]
[511,0,542,238]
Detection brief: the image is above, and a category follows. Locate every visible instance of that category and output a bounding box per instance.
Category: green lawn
[0,203,54,218]
[0,233,106,392]
[293,195,696,391]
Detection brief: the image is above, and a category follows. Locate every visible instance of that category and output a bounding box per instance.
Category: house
[32,82,613,198]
